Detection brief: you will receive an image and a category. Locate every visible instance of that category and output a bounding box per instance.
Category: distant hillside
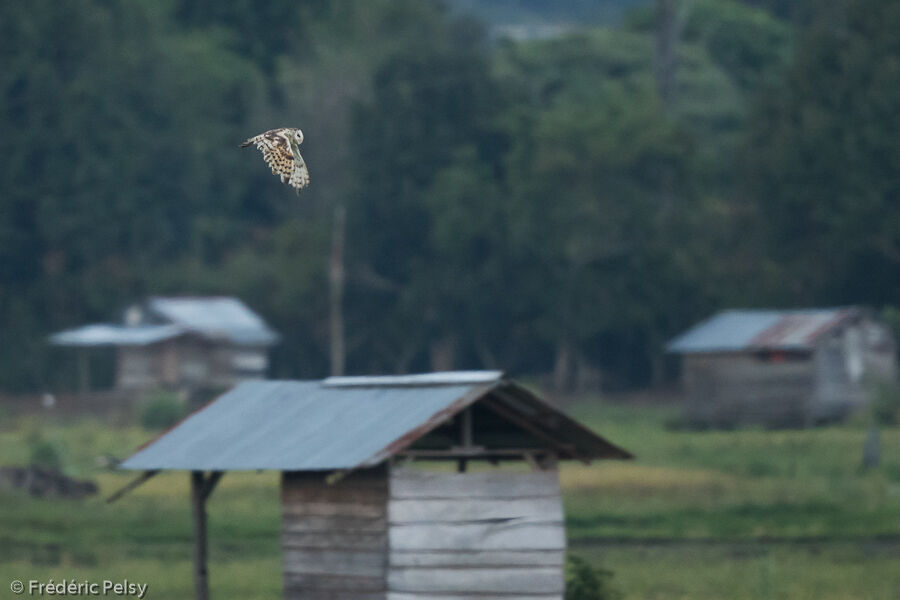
[444,0,649,27]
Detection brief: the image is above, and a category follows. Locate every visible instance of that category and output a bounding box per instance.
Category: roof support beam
[191,471,223,600]
[201,471,224,501]
[482,395,583,463]
[106,470,159,504]
[398,447,549,459]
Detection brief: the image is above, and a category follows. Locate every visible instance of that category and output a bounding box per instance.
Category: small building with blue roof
[667,307,896,427]
[50,296,279,392]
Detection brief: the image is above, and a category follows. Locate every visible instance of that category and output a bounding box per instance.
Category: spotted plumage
[240,128,310,193]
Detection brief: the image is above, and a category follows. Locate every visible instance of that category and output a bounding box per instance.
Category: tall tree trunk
[649,332,667,388]
[655,0,688,212]
[655,0,683,111]
[393,339,418,374]
[429,336,456,372]
[553,340,574,393]
[329,205,346,376]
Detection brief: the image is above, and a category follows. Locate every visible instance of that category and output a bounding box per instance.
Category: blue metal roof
[122,379,491,471]
[667,308,857,353]
[50,297,279,348]
[147,297,279,346]
[120,373,631,472]
[322,371,504,387]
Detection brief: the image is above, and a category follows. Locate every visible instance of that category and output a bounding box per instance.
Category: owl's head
[292,129,304,145]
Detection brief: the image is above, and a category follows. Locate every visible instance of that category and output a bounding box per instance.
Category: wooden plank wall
[282,466,389,600]
[813,322,897,422]
[387,468,565,600]
[683,354,814,427]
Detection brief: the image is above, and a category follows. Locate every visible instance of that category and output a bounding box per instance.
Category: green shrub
[565,555,622,600]
[29,439,63,470]
[140,392,185,430]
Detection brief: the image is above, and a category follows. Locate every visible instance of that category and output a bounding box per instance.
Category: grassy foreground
[565,401,900,541]
[0,401,899,599]
[565,401,900,599]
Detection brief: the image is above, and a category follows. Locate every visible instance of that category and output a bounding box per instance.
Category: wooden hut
[50,297,279,393]
[114,371,631,599]
[668,307,897,428]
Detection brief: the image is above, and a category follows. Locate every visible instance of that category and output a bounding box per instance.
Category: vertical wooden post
[191,471,209,600]
[458,408,473,473]
[329,204,347,377]
[461,408,473,447]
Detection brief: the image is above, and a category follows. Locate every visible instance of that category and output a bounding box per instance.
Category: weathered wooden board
[282,530,387,550]
[283,514,387,532]
[390,521,564,551]
[283,573,385,592]
[282,486,387,505]
[387,467,565,597]
[390,468,560,499]
[390,497,563,523]
[683,354,816,427]
[282,466,566,598]
[290,593,385,600]
[282,500,385,518]
[388,567,564,594]
[283,549,386,577]
[389,550,564,568]
[282,466,388,600]
[388,595,561,600]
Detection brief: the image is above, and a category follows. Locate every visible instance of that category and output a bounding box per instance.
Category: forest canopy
[0,0,897,392]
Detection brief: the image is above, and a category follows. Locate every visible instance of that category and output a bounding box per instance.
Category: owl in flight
[240,128,310,193]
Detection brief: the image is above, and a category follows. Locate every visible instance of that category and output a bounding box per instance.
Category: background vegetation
[2,3,898,597]
[2,0,898,393]
[1,401,898,599]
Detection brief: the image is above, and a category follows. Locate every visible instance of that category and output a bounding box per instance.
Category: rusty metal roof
[120,373,630,472]
[667,308,859,354]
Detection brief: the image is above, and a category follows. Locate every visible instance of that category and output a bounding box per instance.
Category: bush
[140,392,185,430]
[565,555,622,600]
[29,439,63,470]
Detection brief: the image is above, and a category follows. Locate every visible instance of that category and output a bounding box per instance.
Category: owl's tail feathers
[239,140,252,148]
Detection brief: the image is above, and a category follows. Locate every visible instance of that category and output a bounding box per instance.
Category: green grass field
[564,401,900,599]
[1,401,899,599]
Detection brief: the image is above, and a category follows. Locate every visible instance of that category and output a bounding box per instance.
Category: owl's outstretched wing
[241,129,296,184]
[288,147,310,194]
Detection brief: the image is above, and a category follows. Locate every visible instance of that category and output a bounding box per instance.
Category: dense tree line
[0,0,897,392]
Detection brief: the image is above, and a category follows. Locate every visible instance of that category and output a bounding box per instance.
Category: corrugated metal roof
[121,373,631,472]
[322,371,504,387]
[147,297,278,346]
[667,308,858,353]
[49,324,183,347]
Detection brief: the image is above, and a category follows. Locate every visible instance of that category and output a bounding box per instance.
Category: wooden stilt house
[115,371,631,599]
